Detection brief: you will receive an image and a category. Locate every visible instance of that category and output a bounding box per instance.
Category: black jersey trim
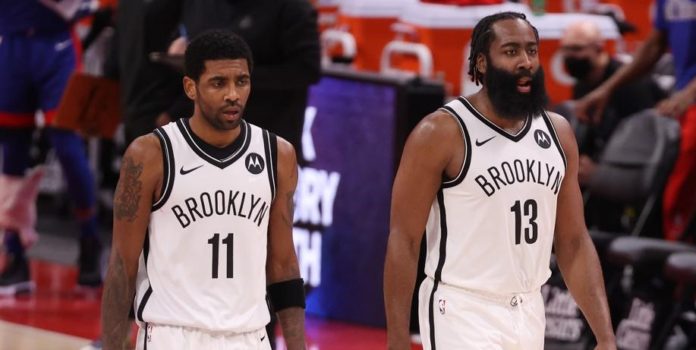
[136,230,152,323]
[457,96,531,142]
[143,229,150,265]
[541,111,567,169]
[440,106,473,188]
[143,322,148,350]
[428,190,449,350]
[176,118,251,169]
[136,286,152,323]
[152,128,175,211]
[263,130,278,200]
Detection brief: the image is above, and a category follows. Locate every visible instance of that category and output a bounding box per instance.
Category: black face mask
[484,62,548,121]
[564,57,593,80]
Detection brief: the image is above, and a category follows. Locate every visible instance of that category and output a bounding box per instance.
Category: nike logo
[260,335,266,342]
[180,165,203,175]
[475,136,495,146]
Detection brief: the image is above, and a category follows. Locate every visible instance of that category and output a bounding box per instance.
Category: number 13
[510,199,538,244]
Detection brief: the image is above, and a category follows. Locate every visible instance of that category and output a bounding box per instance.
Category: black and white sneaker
[0,254,35,296]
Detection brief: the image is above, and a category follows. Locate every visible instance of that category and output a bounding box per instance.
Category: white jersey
[424,97,567,295]
[134,119,277,333]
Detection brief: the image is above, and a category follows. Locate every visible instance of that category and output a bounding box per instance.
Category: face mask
[563,57,593,80]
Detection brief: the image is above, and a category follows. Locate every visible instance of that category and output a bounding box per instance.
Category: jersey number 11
[208,233,234,279]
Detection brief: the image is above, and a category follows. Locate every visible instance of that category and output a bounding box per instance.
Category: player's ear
[476,53,487,76]
[183,76,197,101]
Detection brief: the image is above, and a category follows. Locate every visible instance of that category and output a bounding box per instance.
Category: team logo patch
[438,298,446,315]
[245,153,265,174]
[534,129,551,149]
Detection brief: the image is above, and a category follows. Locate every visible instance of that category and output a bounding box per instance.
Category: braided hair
[467,12,539,85]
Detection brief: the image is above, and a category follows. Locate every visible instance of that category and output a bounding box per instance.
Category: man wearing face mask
[561,21,663,174]
[560,21,663,232]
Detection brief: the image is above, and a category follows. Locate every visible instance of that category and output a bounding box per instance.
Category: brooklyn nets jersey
[134,118,277,332]
[424,97,567,295]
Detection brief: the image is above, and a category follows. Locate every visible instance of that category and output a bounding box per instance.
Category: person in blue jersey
[0,0,102,294]
[101,30,306,350]
[384,12,615,349]
[576,0,696,242]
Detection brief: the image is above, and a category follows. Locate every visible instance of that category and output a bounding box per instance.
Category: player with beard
[384,12,615,350]
[101,30,306,350]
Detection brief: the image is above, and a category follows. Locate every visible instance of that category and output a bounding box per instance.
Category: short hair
[184,29,254,82]
[467,12,539,85]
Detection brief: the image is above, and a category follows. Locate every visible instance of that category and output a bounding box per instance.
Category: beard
[484,62,548,121]
[199,101,244,131]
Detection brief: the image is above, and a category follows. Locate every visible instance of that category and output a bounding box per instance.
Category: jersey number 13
[510,200,538,245]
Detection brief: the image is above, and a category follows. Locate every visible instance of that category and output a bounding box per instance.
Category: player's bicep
[549,114,586,244]
[111,135,162,278]
[390,114,456,241]
[266,138,300,283]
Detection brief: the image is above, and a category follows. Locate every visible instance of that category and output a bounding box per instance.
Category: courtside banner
[294,68,444,326]
[294,74,396,326]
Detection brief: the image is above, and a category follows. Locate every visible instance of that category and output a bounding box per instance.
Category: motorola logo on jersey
[534,129,552,149]
[245,153,265,174]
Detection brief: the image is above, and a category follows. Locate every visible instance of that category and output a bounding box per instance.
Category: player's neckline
[458,96,532,142]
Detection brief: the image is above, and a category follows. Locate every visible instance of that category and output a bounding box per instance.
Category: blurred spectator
[178,0,321,160]
[114,0,192,146]
[0,0,102,294]
[576,0,696,241]
[561,20,663,184]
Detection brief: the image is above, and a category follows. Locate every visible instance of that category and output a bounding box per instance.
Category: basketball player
[101,30,306,350]
[384,12,616,350]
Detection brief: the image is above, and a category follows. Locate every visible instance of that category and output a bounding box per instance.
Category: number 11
[208,233,234,279]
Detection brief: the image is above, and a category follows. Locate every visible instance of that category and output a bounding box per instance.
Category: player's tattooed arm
[278,305,306,349]
[101,252,132,350]
[114,156,143,222]
[102,135,162,350]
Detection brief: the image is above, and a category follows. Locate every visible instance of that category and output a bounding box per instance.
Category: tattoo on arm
[283,190,295,228]
[101,253,134,350]
[114,156,143,222]
[277,307,306,350]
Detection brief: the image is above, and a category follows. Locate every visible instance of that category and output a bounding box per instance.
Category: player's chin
[216,115,242,129]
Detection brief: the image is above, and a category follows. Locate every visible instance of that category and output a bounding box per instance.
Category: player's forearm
[277,307,306,350]
[384,232,420,349]
[101,252,135,350]
[682,76,696,101]
[601,31,666,95]
[556,235,615,343]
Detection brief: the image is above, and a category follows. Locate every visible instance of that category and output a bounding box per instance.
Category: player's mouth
[222,108,240,121]
[516,78,532,93]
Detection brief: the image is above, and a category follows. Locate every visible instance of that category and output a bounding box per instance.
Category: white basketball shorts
[135,323,271,350]
[418,277,546,350]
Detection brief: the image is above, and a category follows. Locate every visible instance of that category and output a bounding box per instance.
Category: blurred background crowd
[0,0,695,349]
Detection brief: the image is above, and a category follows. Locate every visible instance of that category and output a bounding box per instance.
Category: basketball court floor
[0,199,420,350]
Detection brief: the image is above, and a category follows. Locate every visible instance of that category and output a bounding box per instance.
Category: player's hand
[575,86,610,125]
[168,36,188,56]
[656,90,694,119]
